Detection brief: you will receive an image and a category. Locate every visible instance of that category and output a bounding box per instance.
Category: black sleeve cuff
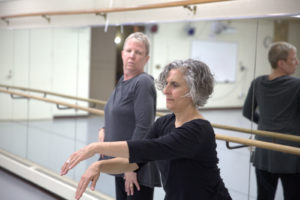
[134,162,146,172]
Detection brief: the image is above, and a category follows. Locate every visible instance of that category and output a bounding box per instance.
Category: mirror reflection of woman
[243,41,300,200]
[61,59,232,200]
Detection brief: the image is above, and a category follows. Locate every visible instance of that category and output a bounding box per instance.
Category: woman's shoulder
[253,75,266,82]
[132,73,155,90]
[286,76,300,84]
[184,118,212,129]
[270,76,300,88]
[136,73,154,83]
[155,113,175,125]
[157,113,174,120]
[178,118,214,137]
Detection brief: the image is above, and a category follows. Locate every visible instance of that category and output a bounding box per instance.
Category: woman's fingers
[75,162,101,199]
[133,180,140,191]
[129,183,134,195]
[60,158,72,175]
[75,175,90,200]
[90,175,99,191]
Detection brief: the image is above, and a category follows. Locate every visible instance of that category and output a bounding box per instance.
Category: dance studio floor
[0,109,284,200]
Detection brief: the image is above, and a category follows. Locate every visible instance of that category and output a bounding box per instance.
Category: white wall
[147,19,273,109]
[0,27,91,120]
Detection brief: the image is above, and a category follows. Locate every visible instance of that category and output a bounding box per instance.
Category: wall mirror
[0,13,300,200]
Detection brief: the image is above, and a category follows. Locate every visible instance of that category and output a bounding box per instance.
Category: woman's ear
[277,59,285,69]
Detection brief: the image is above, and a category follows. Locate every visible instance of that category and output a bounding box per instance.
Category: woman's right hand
[98,128,105,158]
[61,142,98,176]
[75,161,102,200]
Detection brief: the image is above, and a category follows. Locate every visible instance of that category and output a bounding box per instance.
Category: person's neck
[123,71,143,81]
[268,69,288,80]
[174,105,204,128]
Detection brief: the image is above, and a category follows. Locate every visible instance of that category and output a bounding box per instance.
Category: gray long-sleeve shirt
[243,75,300,173]
[104,72,161,187]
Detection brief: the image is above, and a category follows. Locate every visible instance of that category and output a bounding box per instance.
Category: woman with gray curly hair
[61,59,231,200]
[157,58,214,107]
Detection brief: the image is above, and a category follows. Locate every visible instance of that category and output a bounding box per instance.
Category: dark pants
[115,177,154,200]
[255,168,300,200]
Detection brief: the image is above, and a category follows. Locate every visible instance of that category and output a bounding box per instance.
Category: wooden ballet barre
[0,88,104,116]
[158,111,300,143]
[1,88,300,156]
[0,84,106,107]
[212,123,300,143]
[0,0,229,19]
[216,134,300,156]
[2,84,300,144]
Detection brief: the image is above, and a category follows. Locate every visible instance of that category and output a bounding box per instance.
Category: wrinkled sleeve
[132,76,156,140]
[243,80,259,123]
[128,122,211,163]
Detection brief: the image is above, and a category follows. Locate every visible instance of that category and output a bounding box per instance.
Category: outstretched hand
[61,143,97,176]
[75,162,101,200]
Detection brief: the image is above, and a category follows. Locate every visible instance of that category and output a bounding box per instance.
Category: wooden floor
[0,167,64,200]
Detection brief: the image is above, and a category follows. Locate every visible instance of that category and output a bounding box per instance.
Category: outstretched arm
[61,141,129,176]
[75,157,138,200]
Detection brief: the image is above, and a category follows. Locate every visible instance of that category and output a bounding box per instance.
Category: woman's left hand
[61,143,97,176]
[124,172,140,196]
[75,161,101,200]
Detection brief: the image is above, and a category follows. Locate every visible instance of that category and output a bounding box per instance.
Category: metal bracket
[183,5,197,15]
[10,94,28,99]
[1,17,9,25]
[226,141,248,150]
[95,12,107,21]
[56,104,71,110]
[42,15,51,23]
[90,102,96,108]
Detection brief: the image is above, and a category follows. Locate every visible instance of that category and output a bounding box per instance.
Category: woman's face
[163,69,193,112]
[282,49,299,75]
[121,38,149,77]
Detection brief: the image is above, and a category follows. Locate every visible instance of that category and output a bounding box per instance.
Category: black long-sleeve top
[127,114,231,200]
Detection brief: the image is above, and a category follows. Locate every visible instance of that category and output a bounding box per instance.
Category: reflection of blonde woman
[243,42,300,200]
[62,59,232,200]
[97,32,161,200]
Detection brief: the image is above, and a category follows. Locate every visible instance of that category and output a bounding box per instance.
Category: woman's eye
[171,83,178,87]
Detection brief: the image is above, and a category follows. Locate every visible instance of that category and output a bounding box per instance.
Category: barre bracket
[95,12,107,21]
[183,5,197,15]
[42,15,51,23]
[226,141,248,150]
[1,17,9,25]
[10,94,28,99]
[56,104,71,110]
[90,102,96,108]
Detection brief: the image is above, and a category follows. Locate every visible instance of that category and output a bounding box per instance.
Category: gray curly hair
[157,59,214,107]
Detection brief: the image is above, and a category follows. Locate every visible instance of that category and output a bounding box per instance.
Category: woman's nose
[163,85,170,94]
[129,51,135,58]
